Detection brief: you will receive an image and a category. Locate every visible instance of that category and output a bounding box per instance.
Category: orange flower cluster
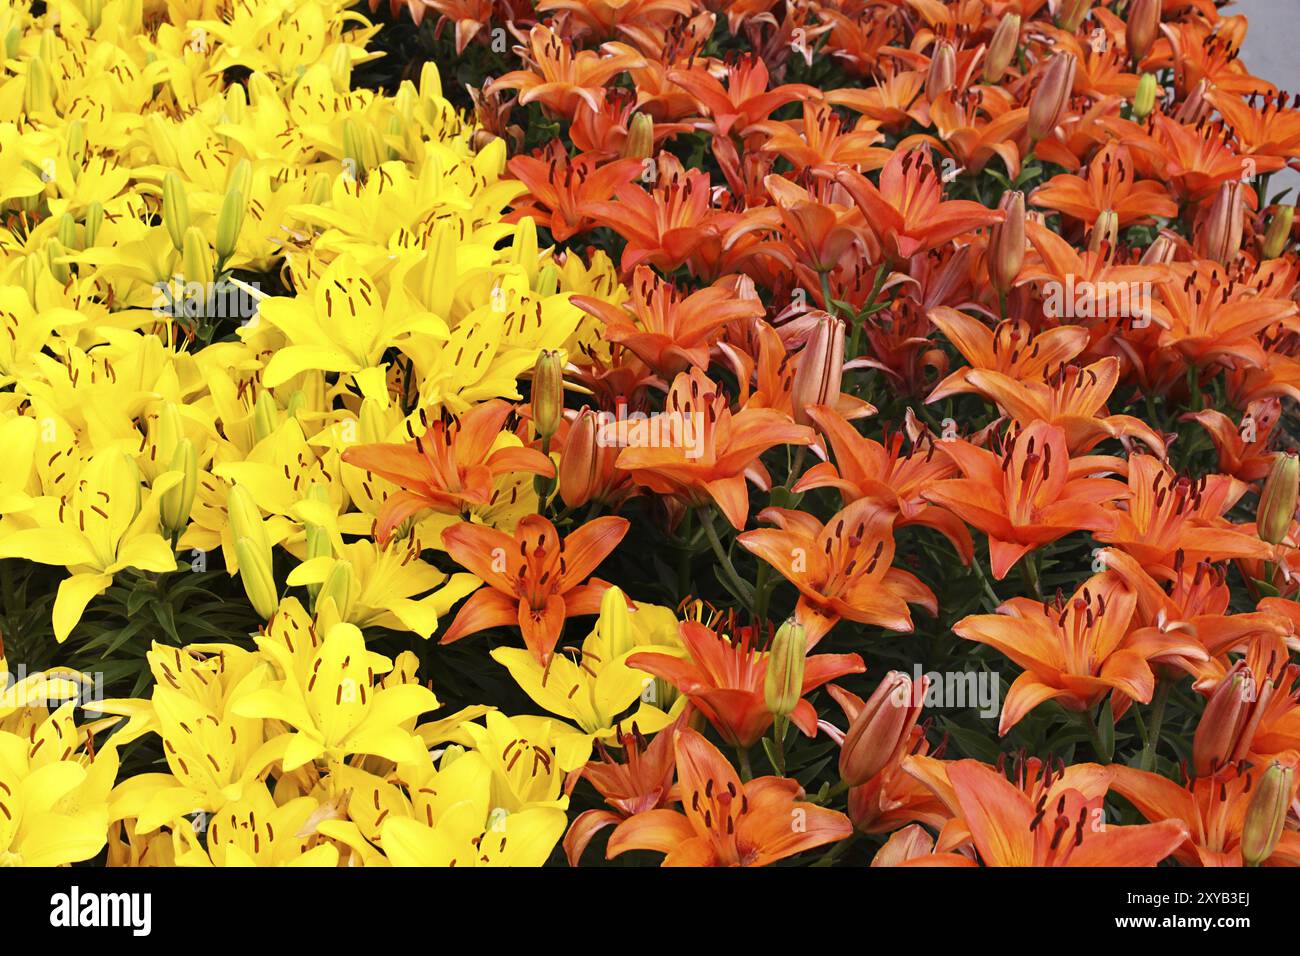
[351,0,1300,867]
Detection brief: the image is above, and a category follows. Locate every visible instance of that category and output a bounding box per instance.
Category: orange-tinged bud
[983,14,1021,85]
[988,190,1025,294]
[1263,205,1295,259]
[1201,180,1245,264]
[1242,761,1293,865]
[1258,451,1299,545]
[530,349,564,443]
[1028,52,1077,142]
[764,620,807,718]
[839,671,923,787]
[559,407,618,508]
[1126,0,1161,62]
[1192,664,1271,776]
[790,312,846,426]
[926,40,956,102]
[1140,233,1177,265]
[1059,0,1093,33]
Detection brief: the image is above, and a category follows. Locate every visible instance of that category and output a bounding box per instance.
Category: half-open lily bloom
[572,267,764,377]
[922,420,1128,579]
[506,146,642,242]
[490,24,645,118]
[666,54,815,140]
[835,148,1004,263]
[896,758,1188,866]
[953,571,1206,734]
[1183,397,1283,482]
[964,357,1166,455]
[341,400,555,543]
[614,366,815,530]
[1030,143,1178,228]
[926,308,1091,403]
[794,405,972,563]
[585,157,718,274]
[606,728,853,866]
[439,514,630,663]
[737,496,937,646]
[1093,454,1273,570]
[626,620,864,747]
[1109,761,1300,867]
[563,722,680,866]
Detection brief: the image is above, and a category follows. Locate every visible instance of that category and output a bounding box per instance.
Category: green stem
[735,745,753,781]
[1187,363,1202,413]
[701,508,754,614]
[969,551,1002,611]
[1140,680,1172,771]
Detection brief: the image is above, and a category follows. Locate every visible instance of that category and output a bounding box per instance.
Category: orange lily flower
[827,69,928,133]
[835,147,1005,262]
[626,620,865,747]
[1157,260,1300,369]
[1208,88,1300,173]
[613,367,815,530]
[955,571,1207,733]
[572,267,764,377]
[737,496,938,646]
[794,404,973,563]
[1099,547,1276,683]
[897,757,1188,866]
[1110,761,1300,867]
[754,102,891,176]
[586,156,719,274]
[491,24,646,119]
[439,514,630,663]
[1093,454,1273,570]
[964,357,1166,455]
[1030,142,1178,229]
[928,88,1029,179]
[507,146,642,242]
[536,0,693,42]
[666,54,816,140]
[758,174,865,275]
[922,420,1128,580]
[926,307,1090,403]
[342,400,555,544]
[606,727,853,866]
[1183,397,1283,482]
[1127,114,1252,204]
[563,721,680,866]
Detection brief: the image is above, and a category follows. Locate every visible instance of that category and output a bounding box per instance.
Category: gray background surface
[1235,0,1300,197]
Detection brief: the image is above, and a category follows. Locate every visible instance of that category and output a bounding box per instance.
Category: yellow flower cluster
[0,0,643,866]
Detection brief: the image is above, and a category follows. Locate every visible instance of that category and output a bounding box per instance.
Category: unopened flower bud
[559,407,614,508]
[1140,233,1177,265]
[215,185,246,264]
[162,171,189,252]
[181,226,213,291]
[530,349,564,443]
[840,671,922,787]
[598,585,632,658]
[84,201,104,248]
[1242,762,1293,866]
[790,312,846,426]
[764,620,807,718]
[160,437,198,537]
[989,190,1025,294]
[926,40,956,102]
[1201,180,1245,264]
[227,483,271,556]
[1028,52,1077,142]
[23,56,52,116]
[317,558,357,620]
[1263,205,1295,259]
[983,14,1021,85]
[622,112,654,160]
[1132,72,1158,120]
[1258,451,1299,545]
[1059,0,1093,33]
[1126,0,1161,63]
[235,535,279,620]
[1193,664,1271,777]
